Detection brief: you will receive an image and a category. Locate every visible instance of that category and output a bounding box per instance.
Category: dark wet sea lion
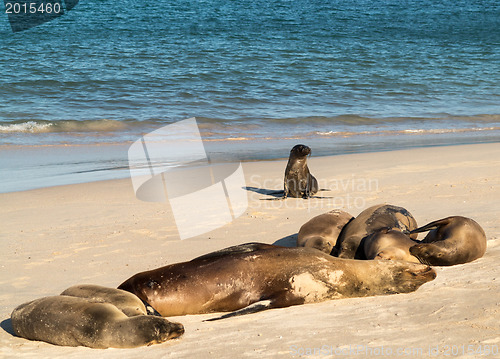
[334,204,418,259]
[364,228,420,263]
[283,144,318,198]
[118,243,436,317]
[11,286,184,348]
[297,209,354,253]
[409,216,487,266]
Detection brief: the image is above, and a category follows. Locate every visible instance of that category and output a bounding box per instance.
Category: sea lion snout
[390,264,436,293]
[290,144,311,157]
[409,243,443,266]
[165,321,185,340]
[398,264,436,285]
[409,265,436,280]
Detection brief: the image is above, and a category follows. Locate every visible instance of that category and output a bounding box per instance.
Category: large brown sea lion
[364,228,420,263]
[334,204,418,259]
[409,216,487,266]
[283,144,318,198]
[10,285,184,348]
[297,209,354,254]
[118,243,436,317]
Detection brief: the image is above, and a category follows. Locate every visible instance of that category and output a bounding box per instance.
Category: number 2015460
[5,2,62,14]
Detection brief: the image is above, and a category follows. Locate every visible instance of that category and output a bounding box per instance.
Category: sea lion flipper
[204,300,273,321]
[410,217,453,234]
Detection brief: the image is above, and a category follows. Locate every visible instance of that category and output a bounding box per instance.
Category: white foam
[0,121,53,133]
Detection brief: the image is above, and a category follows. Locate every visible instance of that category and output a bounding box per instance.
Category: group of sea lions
[298,204,487,267]
[287,145,487,267]
[11,242,437,349]
[10,145,487,349]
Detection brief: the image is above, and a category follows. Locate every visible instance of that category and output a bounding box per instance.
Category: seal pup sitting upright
[118,243,436,317]
[11,285,184,348]
[409,216,487,266]
[334,204,419,259]
[364,228,421,263]
[297,209,354,254]
[283,144,318,198]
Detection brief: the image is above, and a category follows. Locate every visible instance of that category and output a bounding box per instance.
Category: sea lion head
[336,236,366,259]
[304,236,333,254]
[130,316,184,346]
[385,261,437,294]
[410,243,448,266]
[290,144,311,158]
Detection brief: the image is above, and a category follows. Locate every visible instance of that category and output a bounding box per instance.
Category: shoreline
[1,142,499,358]
[1,136,499,194]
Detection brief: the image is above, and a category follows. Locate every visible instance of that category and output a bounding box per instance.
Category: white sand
[1,143,499,358]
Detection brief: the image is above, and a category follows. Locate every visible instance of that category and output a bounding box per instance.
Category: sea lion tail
[410,217,452,234]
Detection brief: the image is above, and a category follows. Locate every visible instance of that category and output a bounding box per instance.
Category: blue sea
[1,0,499,192]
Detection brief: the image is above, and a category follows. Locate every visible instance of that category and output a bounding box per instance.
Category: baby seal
[11,285,184,348]
[297,209,354,253]
[334,204,418,259]
[283,144,318,198]
[60,284,148,317]
[118,243,436,317]
[364,228,420,263]
[409,216,487,266]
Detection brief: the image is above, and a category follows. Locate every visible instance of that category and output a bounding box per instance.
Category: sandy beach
[1,142,499,358]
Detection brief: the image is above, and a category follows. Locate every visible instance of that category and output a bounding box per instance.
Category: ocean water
[0,0,499,192]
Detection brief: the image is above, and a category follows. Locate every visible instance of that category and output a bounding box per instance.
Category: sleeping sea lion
[297,209,354,253]
[60,284,148,317]
[364,228,420,263]
[409,216,487,266]
[11,285,184,348]
[334,204,418,259]
[118,243,436,317]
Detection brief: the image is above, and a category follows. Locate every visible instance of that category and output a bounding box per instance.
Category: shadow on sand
[244,186,283,199]
[1,318,15,336]
[272,233,298,247]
